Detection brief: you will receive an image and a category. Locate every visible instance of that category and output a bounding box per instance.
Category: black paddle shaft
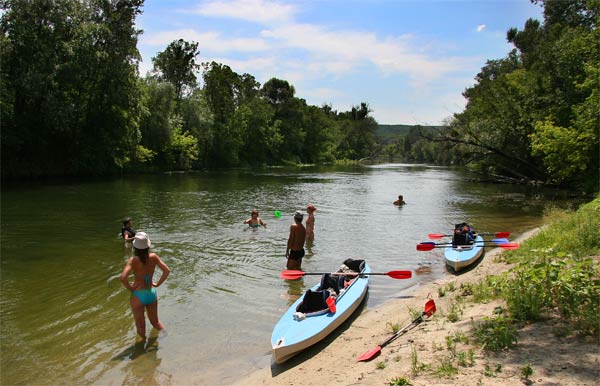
[379,313,425,348]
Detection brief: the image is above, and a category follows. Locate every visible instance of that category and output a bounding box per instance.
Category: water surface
[0,164,571,385]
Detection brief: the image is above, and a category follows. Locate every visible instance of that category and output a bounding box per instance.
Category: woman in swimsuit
[120,232,170,341]
[243,210,267,228]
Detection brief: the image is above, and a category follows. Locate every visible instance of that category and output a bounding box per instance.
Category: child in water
[244,210,267,228]
[305,204,316,242]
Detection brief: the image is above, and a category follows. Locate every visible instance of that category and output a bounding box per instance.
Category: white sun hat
[132,231,151,249]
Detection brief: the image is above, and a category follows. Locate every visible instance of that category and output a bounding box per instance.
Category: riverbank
[231,227,599,386]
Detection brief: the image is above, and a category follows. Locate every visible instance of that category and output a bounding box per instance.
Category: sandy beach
[232,229,599,386]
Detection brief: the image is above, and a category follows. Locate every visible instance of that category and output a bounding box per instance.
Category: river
[0,164,572,385]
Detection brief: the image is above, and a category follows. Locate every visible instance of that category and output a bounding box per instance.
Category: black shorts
[288,249,305,261]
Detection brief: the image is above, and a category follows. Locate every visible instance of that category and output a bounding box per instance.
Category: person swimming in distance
[244,210,267,228]
[393,195,406,206]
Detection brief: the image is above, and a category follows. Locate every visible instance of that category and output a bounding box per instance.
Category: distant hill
[376,124,442,143]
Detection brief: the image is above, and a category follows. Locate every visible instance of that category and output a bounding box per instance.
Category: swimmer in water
[244,210,267,228]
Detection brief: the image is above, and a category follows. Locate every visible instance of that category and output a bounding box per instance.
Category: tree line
[1,0,597,192]
[0,0,377,179]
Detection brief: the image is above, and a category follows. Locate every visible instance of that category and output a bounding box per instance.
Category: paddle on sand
[280,270,412,280]
[357,299,437,362]
[428,231,510,240]
[416,242,519,251]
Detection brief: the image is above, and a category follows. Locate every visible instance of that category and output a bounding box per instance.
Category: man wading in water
[286,211,306,270]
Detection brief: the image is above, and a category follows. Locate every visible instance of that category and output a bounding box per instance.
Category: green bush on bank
[474,197,600,338]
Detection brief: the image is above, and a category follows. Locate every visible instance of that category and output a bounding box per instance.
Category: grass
[472,316,518,351]
[446,301,462,323]
[468,197,600,343]
[376,361,387,370]
[520,364,534,380]
[502,198,600,335]
[389,377,413,386]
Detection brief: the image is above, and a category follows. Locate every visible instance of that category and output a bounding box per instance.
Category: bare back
[288,223,306,250]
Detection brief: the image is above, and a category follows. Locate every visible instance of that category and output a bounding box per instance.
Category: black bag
[318,273,341,295]
[342,258,365,272]
[296,289,331,313]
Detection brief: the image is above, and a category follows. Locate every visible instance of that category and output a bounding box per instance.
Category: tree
[1,0,144,177]
[152,39,201,103]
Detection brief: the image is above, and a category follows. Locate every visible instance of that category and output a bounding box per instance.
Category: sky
[136,0,544,125]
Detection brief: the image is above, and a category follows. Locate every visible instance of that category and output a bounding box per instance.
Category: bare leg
[287,258,302,270]
[146,301,165,331]
[130,295,146,340]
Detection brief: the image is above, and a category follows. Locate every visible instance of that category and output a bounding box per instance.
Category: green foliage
[433,356,458,377]
[152,39,201,102]
[1,0,144,177]
[457,349,475,367]
[503,198,600,335]
[530,119,597,183]
[167,125,199,171]
[134,145,156,164]
[521,364,533,380]
[387,320,401,334]
[376,361,387,370]
[483,363,503,377]
[472,316,518,351]
[446,301,462,323]
[410,345,431,375]
[2,0,595,184]
[389,377,412,386]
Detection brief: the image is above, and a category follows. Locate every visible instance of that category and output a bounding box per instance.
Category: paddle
[357,299,436,362]
[420,238,509,246]
[416,242,519,251]
[280,270,412,280]
[428,231,510,240]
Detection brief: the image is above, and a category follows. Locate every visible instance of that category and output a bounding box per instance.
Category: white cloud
[193,0,296,24]
[141,29,270,52]
[476,24,486,32]
[261,23,474,84]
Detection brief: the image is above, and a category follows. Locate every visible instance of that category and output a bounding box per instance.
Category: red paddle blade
[417,243,436,251]
[495,232,510,238]
[387,270,412,279]
[280,270,305,280]
[424,299,436,317]
[356,345,382,362]
[428,233,448,239]
[499,243,519,250]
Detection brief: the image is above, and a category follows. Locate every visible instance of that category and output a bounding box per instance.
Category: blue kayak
[271,260,370,364]
[444,235,484,271]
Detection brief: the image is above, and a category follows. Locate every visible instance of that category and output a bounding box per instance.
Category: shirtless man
[286,211,306,270]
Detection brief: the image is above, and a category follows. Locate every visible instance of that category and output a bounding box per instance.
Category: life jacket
[452,223,474,247]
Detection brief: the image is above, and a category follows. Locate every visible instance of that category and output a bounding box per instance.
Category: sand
[231,229,599,386]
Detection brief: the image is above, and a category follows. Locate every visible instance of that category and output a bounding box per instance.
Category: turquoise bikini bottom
[133,288,157,305]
